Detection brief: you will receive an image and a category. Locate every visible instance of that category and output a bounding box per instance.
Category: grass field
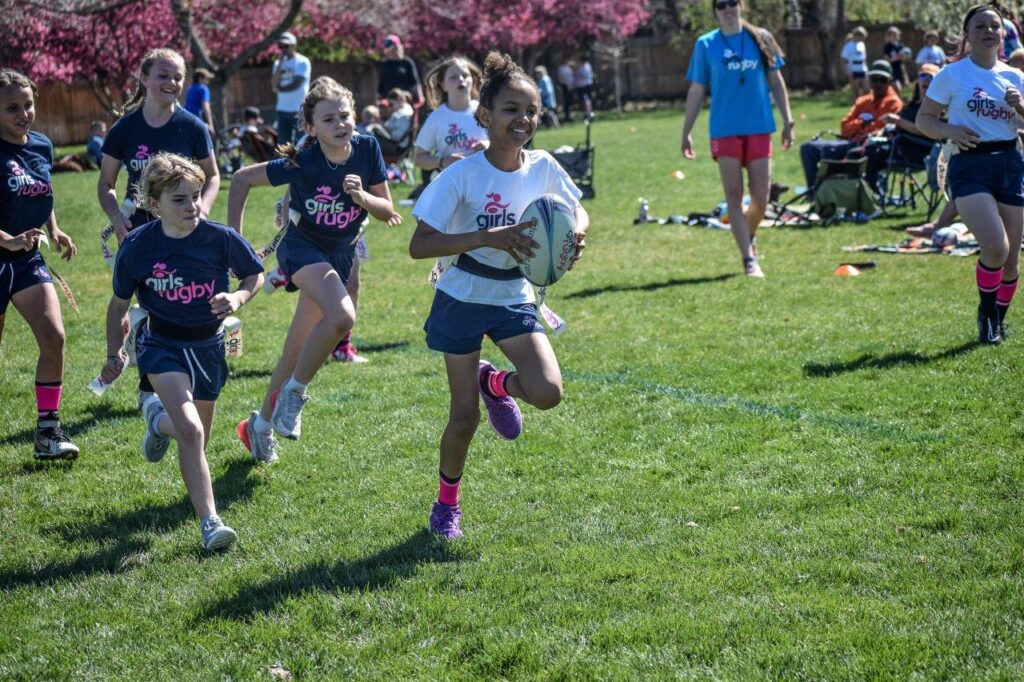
[3,92,1024,679]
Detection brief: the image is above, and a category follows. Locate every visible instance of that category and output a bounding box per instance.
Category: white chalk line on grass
[564,370,941,445]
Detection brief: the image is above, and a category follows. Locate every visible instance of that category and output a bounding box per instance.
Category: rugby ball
[518,194,578,287]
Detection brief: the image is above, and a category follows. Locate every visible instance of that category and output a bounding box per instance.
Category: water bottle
[88,376,112,397]
[637,198,649,223]
[223,316,243,358]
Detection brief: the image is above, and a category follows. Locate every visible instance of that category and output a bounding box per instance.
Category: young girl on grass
[97,49,220,408]
[414,56,488,179]
[409,52,589,539]
[917,4,1024,344]
[0,69,79,460]
[229,77,402,463]
[104,153,263,551]
[681,0,794,278]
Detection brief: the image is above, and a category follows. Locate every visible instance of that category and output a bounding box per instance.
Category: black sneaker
[978,306,1003,345]
[997,309,1008,340]
[33,414,79,460]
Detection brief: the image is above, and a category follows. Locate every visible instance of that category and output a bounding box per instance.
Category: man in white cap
[271,31,311,145]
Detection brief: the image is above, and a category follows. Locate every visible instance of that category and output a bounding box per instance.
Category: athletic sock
[339,330,352,346]
[35,381,62,420]
[976,261,1003,314]
[252,412,271,433]
[438,470,461,506]
[284,375,308,393]
[481,369,513,399]
[997,277,1018,321]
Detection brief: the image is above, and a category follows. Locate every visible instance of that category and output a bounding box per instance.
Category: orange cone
[833,264,861,276]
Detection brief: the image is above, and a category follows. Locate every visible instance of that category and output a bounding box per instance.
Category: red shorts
[710,133,773,166]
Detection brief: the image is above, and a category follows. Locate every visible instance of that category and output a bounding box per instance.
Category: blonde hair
[846,26,868,41]
[133,152,205,211]
[0,69,38,97]
[119,48,186,117]
[424,56,482,109]
[277,76,355,165]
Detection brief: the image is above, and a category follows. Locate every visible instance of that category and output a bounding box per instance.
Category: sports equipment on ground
[518,194,578,287]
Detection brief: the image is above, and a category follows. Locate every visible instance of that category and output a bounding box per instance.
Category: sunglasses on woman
[715,0,739,9]
[918,74,934,82]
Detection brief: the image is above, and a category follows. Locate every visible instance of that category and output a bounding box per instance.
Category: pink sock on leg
[438,471,461,506]
[486,370,512,399]
[35,382,62,418]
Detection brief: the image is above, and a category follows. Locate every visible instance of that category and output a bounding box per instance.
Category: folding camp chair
[549,112,595,199]
[772,156,876,226]
[878,133,941,221]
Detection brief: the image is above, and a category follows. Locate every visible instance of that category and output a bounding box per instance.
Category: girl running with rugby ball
[409,52,589,539]
[917,4,1024,344]
[229,77,402,463]
[0,69,79,460]
[105,153,263,551]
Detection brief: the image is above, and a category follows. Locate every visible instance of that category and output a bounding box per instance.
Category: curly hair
[475,52,538,127]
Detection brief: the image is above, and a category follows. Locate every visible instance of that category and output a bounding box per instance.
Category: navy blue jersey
[265,136,387,250]
[102,107,213,191]
[0,131,53,262]
[113,218,263,328]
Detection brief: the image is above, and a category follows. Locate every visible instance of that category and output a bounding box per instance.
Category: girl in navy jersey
[97,49,219,406]
[0,69,79,460]
[917,4,1024,344]
[408,52,589,539]
[229,77,401,463]
[104,153,263,551]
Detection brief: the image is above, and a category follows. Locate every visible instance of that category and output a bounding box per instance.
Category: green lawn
[3,93,1023,679]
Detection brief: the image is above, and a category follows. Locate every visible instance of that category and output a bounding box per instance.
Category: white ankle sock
[253,413,271,433]
[284,376,308,393]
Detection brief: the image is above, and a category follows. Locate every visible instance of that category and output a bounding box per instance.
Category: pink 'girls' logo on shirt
[475,192,517,229]
[967,86,1013,119]
[129,144,153,173]
[304,185,362,229]
[144,260,215,304]
[6,160,50,196]
[444,123,473,150]
[314,185,340,202]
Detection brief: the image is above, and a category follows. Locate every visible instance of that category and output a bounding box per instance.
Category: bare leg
[956,193,1010,269]
[258,292,324,421]
[288,262,355,383]
[495,332,563,411]
[12,283,65,384]
[745,156,772,242]
[716,156,755,265]
[439,351,482,480]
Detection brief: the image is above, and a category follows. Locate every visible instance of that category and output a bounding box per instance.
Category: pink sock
[487,370,512,399]
[997,278,1018,308]
[35,382,62,418]
[438,471,461,506]
[340,330,352,345]
[976,262,1003,292]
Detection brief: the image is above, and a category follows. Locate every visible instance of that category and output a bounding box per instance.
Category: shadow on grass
[0,403,138,450]
[229,367,274,380]
[358,341,410,354]
[0,459,261,590]
[565,273,737,300]
[803,341,980,377]
[203,528,469,620]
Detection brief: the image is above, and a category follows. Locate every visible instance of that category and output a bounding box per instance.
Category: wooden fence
[36,23,940,146]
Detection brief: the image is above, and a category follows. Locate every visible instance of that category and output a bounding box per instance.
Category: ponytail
[276,134,317,168]
[741,21,785,71]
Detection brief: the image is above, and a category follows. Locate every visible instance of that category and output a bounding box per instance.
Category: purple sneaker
[429,501,463,539]
[478,360,522,440]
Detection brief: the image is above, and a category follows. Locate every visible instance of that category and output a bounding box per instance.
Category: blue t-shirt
[86,135,104,165]
[538,75,557,109]
[265,135,387,250]
[686,28,784,139]
[0,131,54,262]
[102,107,213,192]
[184,83,211,119]
[113,218,263,328]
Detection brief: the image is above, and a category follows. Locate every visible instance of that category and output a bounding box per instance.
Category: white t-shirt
[841,40,867,74]
[926,58,1024,142]
[574,62,594,87]
[414,102,487,159]
[274,53,311,113]
[413,150,582,306]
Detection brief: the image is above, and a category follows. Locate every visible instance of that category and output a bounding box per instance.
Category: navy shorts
[277,229,354,292]
[0,250,53,315]
[424,289,544,355]
[948,148,1024,206]
[136,328,228,401]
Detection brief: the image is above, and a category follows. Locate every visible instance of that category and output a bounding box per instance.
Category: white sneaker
[271,381,308,440]
[140,395,171,463]
[744,258,765,278]
[200,514,237,551]
[236,411,279,463]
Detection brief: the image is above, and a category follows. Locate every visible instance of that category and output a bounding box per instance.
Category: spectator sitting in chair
[237,106,277,162]
[365,88,414,156]
[357,105,381,135]
[799,59,903,194]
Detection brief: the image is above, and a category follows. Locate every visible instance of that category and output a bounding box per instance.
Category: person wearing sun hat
[271,31,310,145]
